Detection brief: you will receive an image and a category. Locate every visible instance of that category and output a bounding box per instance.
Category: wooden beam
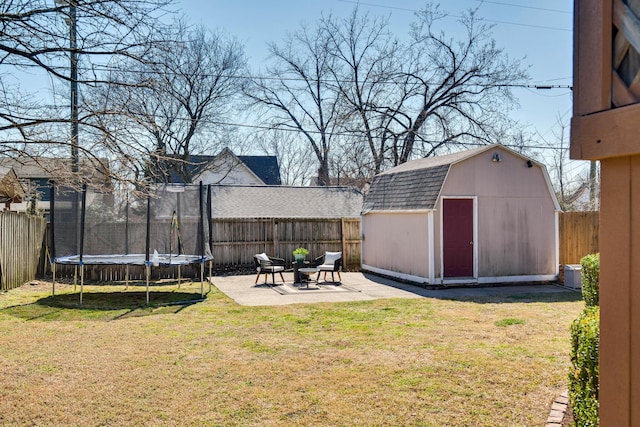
[573,0,612,116]
[571,102,640,160]
[599,158,632,426]
[632,156,640,426]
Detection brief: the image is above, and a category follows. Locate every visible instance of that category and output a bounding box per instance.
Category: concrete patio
[209,271,577,306]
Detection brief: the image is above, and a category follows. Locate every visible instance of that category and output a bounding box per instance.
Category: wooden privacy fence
[558,211,599,265]
[48,217,362,281]
[211,217,361,271]
[0,212,46,291]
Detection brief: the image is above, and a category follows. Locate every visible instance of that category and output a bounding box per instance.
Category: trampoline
[49,182,214,304]
[54,253,206,266]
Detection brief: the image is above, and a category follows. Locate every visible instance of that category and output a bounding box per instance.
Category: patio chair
[314,251,342,283]
[254,253,286,285]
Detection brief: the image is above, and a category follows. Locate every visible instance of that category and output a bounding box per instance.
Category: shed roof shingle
[363,145,498,212]
[363,164,449,212]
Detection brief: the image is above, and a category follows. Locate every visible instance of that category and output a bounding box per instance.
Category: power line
[471,0,572,15]
[31,109,570,151]
[4,106,573,152]
[4,61,572,90]
[337,0,572,32]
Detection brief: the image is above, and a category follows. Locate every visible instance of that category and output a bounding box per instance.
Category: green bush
[581,253,600,307]
[569,306,599,427]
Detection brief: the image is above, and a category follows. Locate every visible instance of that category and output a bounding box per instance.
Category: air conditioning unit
[564,264,582,289]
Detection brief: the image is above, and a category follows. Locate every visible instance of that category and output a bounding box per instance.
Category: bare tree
[93,20,248,183]
[539,115,598,211]
[387,6,528,164]
[322,8,401,176]
[249,129,313,186]
[250,5,529,185]
[244,22,341,186]
[0,0,173,187]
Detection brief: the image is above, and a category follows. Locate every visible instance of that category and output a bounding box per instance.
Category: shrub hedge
[569,306,599,427]
[581,253,599,307]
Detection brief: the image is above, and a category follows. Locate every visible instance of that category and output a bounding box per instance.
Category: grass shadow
[361,273,583,304]
[1,291,207,322]
[439,290,584,304]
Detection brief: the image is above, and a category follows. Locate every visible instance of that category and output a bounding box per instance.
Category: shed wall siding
[361,212,430,279]
[437,149,557,277]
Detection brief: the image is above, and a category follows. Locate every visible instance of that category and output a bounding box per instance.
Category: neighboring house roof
[0,166,25,203]
[162,155,216,183]
[208,185,363,218]
[363,144,559,213]
[236,155,281,185]
[160,148,282,185]
[2,156,111,189]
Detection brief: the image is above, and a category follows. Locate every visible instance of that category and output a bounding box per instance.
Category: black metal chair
[314,251,343,283]
[254,253,286,285]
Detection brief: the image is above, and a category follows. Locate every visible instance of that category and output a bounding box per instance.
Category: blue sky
[10,1,576,176]
[178,0,574,147]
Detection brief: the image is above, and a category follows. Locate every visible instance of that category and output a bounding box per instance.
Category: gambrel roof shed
[363,145,559,212]
[361,144,560,286]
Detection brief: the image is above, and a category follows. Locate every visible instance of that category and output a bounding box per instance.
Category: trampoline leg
[79,264,84,305]
[200,262,204,297]
[177,265,181,289]
[146,264,150,305]
[52,262,56,296]
[125,265,129,290]
[208,261,213,292]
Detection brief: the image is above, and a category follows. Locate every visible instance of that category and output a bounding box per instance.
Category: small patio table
[297,267,319,288]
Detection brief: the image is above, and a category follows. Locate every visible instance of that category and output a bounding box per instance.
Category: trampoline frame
[49,182,214,304]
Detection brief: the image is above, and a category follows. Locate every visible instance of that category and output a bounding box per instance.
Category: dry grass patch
[0,280,582,426]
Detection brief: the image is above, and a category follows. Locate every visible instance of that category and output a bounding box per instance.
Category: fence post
[340,218,346,267]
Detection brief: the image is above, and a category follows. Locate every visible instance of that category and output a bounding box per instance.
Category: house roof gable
[1,156,111,189]
[0,166,26,203]
[163,149,282,185]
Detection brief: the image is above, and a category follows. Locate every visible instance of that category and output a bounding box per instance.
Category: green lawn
[0,280,582,426]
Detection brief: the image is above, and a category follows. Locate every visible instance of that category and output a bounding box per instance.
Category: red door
[443,198,474,277]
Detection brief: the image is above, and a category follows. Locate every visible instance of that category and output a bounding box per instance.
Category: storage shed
[361,144,560,285]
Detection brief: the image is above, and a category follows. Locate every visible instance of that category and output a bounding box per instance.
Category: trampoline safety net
[51,183,213,266]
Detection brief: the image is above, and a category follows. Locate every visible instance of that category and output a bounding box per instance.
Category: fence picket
[0,212,46,291]
[558,211,599,265]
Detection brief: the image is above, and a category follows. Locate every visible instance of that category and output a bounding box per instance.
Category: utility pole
[56,0,80,255]
[70,0,78,177]
[55,0,79,176]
